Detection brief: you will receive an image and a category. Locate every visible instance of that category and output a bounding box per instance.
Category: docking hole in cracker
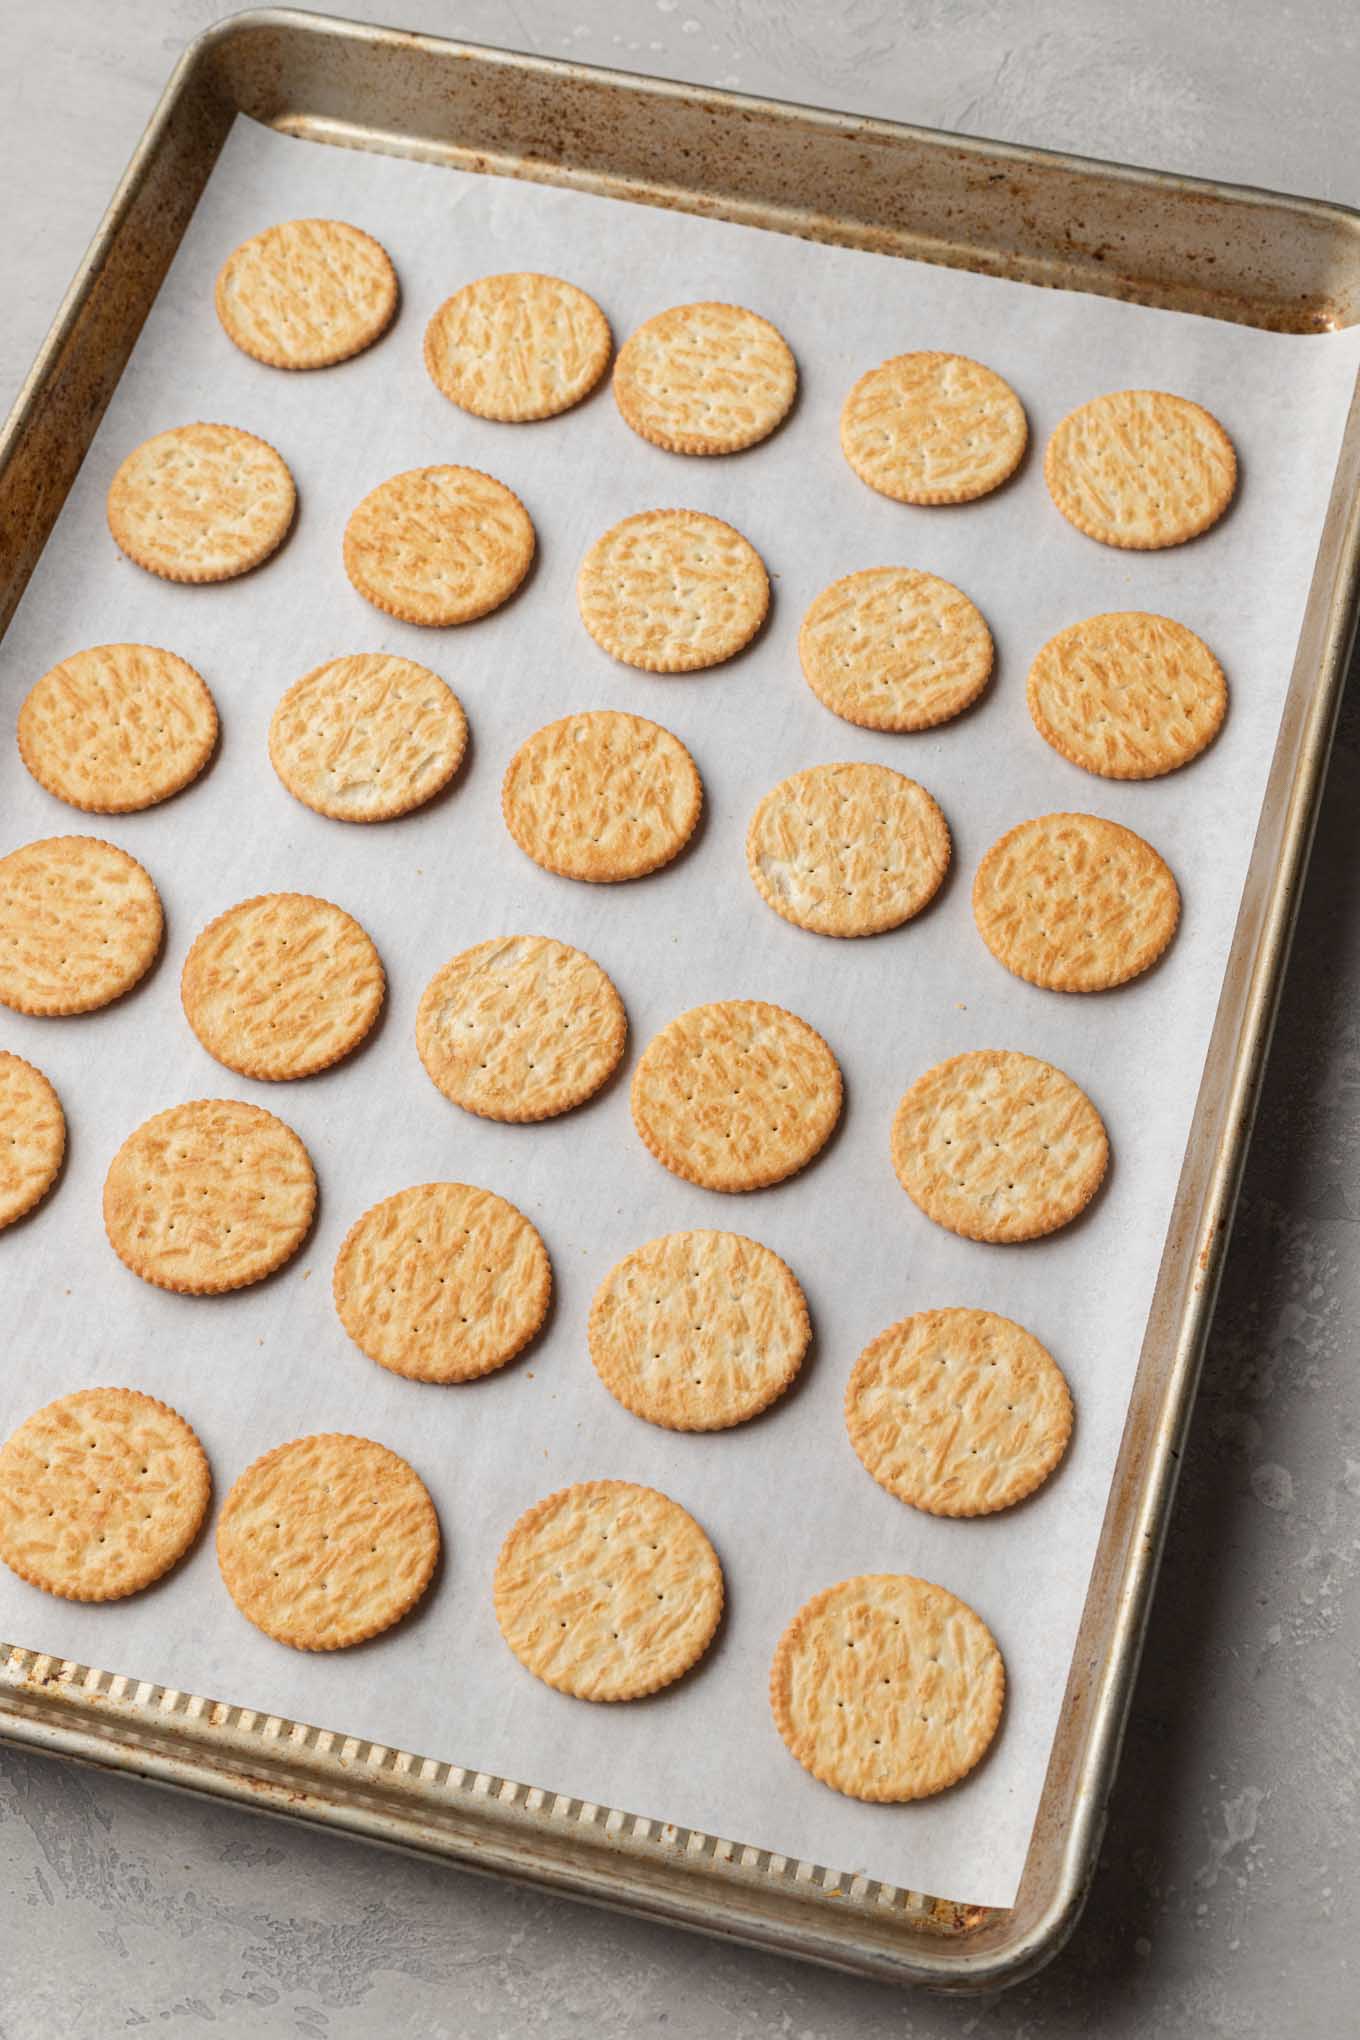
[493,1479,724,1700]
[631,999,842,1193]
[577,508,769,671]
[343,465,535,626]
[972,812,1180,992]
[18,644,218,814]
[1026,612,1227,779]
[502,709,702,882]
[0,1053,65,1230]
[613,301,796,455]
[333,1182,552,1383]
[769,1573,1005,1800]
[215,219,398,370]
[424,271,611,420]
[416,934,627,1121]
[589,1229,811,1430]
[216,1433,439,1651]
[845,1307,1073,1516]
[103,1098,316,1293]
[746,761,950,937]
[269,653,468,821]
[0,1387,210,1603]
[841,352,1027,504]
[891,1049,1108,1243]
[0,835,162,1017]
[798,567,994,732]
[181,891,385,1080]
[1044,389,1237,548]
[107,423,296,584]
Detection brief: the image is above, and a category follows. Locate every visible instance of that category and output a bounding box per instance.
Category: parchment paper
[2,117,1358,1911]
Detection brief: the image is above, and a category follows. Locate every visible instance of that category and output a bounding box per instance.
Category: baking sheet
[2,117,1358,1913]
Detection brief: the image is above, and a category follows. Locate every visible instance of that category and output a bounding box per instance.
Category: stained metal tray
[2,7,1359,1992]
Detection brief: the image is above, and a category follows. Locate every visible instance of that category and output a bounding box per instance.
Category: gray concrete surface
[2,3,1357,2032]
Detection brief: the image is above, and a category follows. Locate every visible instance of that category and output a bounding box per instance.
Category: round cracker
[493,1479,724,1701]
[840,352,1027,505]
[502,710,702,882]
[973,813,1180,993]
[769,1573,1005,1801]
[416,934,626,1123]
[0,1053,65,1230]
[343,465,535,627]
[845,1308,1073,1517]
[577,509,769,672]
[107,422,296,584]
[269,653,468,822]
[613,301,796,455]
[0,835,162,1016]
[1045,389,1237,549]
[181,892,385,1081]
[799,567,994,732]
[333,1181,552,1384]
[588,1229,810,1431]
[215,218,398,370]
[631,999,842,1193]
[746,761,950,938]
[0,1387,210,1603]
[424,271,611,421]
[891,1049,1108,1244]
[216,1433,439,1651]
[18,644,218,814]
[103,1098,316,1294]
[1027,612,1227,780]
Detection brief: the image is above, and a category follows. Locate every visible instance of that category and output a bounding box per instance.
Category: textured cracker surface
[973,812,1180,992]
[892,1049,1109,1243]
[798,566,994,731]
[493,1480,724,1700]
[840,352,1027,504]
[746,761,950,937]
[588,1229,810,1430]
[0,1387,209,1602]
[343,465,535,626]
[103,1097,316,1293]
[631,999,842,1192]
[769,1573,1005,1800]
[216,1433,439,1651]
[613,301,796,454]
[416,935,626,1122]
[577,509,769,671]
[106,422,295,583]
[1027,610,1228,778]
[502,709,702,882]
[0,835,162,1016]
[180,891,385,1080]
[0,1052,65,1230]
[424,271,611,420]
[18,643,218,813]
[845,1308,1073,1516]
[333,1182,552,1383]
[1044,389,1237,548]
[269,652,467,821]
[214,218,397,370]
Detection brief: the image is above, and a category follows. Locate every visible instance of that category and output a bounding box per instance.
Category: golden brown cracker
[798,567,994,732]
[0,1052,65,1230]
[1026,612,1227,779]
[269,653,468,822]
[215,218,398,370]
[18,644,218,814]
[107,423,296,584]
[502,710,702,882]
[631,999,842,1193]
[180,892,385,1081]
[103,1098,316,1294]
[0,1387,209,1602]
[416,934,626,1122]
[891,1049,1108,1243]
[216,1433,439,1651]
[493,1479,724,1700]
[841,352,1027,504]
[343,465,535,626]
[613,301,796,455]
[769,1573,1005,1800]
[972,812,1180,992]
[1044,389,1236,548]
[0,835,162,1016]
[424,271,611,420]
[845,1307,1073,1516]
[577,509,769,672]
[746,761,950,937]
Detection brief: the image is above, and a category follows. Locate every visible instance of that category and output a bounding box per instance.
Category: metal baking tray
[2,7,1359,1992]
